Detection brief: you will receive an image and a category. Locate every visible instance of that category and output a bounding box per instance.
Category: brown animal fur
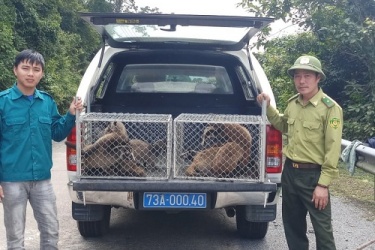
[129,138,167,169]
[111,157,146,177]
[65,122,167,177]
[68,121,145,176]
[80,121,132,170]
[185,123,252,177]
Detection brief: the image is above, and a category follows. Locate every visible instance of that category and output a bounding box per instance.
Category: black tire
[235,205,269,239]
[77,205,111,238]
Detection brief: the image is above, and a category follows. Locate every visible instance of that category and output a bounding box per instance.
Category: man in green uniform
[257,55,343,249]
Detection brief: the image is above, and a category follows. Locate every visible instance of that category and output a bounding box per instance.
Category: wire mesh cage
[173,113,265,181]
[77,113,172,180]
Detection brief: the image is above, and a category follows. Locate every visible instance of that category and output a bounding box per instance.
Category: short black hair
[14,49,45,71]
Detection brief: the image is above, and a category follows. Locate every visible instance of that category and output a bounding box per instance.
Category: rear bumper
[72,179,277,192]
[68,180,280,209]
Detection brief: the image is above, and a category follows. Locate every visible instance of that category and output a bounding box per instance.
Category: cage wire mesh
[77,113,172,180]
[173,113,265,182]
[77,112,265,182]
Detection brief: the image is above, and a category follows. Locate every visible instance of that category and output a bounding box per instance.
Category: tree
[241,0,375,140]
[1,0,160,113]
[1,0,100,112]
[84,0,159,13]
[0,0,18,89]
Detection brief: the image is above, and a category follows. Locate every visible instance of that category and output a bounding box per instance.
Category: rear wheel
[235,205,269,239]
[77,205,111,237]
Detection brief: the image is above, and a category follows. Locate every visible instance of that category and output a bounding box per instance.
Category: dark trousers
[282,158,336,250]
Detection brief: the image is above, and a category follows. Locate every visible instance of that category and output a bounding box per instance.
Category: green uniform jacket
[267,88,343,186]
[0,84,76,182]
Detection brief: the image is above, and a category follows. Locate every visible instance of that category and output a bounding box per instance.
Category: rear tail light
[265,125,283,173]
[66,126,77,171]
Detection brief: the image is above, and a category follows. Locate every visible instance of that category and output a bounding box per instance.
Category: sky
[136,0,300,39]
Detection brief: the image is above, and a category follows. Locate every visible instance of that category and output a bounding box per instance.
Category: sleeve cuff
[318,176,332,187]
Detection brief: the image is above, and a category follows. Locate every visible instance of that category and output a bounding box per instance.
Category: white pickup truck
[65,13,282,240]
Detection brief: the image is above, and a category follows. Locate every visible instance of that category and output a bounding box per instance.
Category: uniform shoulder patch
[322,96,335,108]
[288,93,299,102]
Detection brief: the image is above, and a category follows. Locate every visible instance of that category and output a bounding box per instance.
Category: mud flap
[72,202,107,221]
[244,204,276,222]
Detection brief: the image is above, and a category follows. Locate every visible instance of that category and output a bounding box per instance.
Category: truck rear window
[115,64,234,94]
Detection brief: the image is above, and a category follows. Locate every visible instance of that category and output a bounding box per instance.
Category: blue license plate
[143,192,207,208]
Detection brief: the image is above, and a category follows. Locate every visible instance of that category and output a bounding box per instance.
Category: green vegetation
[0,0,100,112]
[2,0,373,138]
[0,0,159,113]
[241,0,375,141]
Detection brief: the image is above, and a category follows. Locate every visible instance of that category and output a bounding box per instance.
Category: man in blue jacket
[0,49,83,249]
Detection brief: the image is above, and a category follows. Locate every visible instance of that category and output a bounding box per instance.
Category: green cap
[287,55,326,81]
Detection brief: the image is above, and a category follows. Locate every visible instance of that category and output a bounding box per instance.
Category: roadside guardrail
[341,139,375,200]
[341,139,375,175]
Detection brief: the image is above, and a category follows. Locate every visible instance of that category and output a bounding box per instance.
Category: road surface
[0,142,374,249]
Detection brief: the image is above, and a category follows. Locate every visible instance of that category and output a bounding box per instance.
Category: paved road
[0,142,374,249]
